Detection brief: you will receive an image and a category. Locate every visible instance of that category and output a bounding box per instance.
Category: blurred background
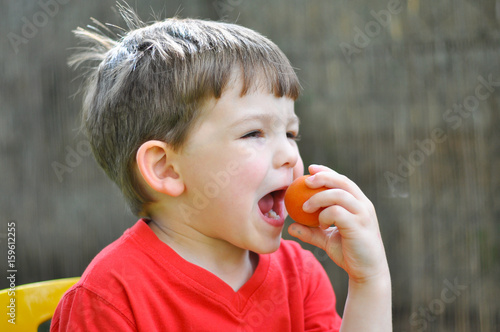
[1,0,499,331]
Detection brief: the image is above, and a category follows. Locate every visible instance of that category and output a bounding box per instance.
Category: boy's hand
[287,164,389,284]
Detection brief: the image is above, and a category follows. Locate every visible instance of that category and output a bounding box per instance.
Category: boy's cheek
[293,154,304,180]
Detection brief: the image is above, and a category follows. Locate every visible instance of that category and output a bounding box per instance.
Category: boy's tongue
[258,193,274,214]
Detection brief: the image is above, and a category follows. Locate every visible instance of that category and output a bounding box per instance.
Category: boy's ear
[136,140,184,197]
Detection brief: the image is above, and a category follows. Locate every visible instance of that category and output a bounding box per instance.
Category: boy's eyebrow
[231,113,300,126]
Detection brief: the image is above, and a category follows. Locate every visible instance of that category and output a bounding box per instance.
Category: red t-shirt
[51,219,342,331]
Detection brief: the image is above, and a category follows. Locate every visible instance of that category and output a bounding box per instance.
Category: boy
[52,6,391,332]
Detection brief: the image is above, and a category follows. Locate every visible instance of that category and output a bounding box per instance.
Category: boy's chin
[251,236,282,255]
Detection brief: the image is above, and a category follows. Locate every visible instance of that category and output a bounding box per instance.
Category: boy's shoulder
[52,220,152,329]
[84,220,145,269]
[76,219,151,295]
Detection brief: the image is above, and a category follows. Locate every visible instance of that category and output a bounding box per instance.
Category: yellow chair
[0,277,80,332]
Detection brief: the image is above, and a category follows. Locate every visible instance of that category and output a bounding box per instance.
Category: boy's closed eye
[241,130,265,139]
[240,130,301,141]
[287,132,301,141]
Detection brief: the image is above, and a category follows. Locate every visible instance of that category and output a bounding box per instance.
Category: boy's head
[71,8,301,216]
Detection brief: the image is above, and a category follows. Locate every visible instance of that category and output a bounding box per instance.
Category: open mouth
[258,189,286,223]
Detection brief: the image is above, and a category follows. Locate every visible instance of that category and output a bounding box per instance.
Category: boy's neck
[148,219,259,292]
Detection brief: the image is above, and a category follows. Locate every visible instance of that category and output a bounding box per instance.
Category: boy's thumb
[288,223,327,251]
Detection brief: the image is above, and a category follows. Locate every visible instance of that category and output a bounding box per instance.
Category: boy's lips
[257,187,287,227]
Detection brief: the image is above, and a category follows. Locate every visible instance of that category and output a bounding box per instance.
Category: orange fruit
[284,175,327,227]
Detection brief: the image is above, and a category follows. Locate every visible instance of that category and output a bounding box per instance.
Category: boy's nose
[273,137,299,170]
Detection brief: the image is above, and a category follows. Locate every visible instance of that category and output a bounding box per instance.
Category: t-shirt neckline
[130,218,271,313]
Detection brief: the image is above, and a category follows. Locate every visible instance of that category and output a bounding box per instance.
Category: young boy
[52,7,391,332]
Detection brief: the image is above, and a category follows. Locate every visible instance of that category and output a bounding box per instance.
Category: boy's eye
[287,132,301,141]
[241,130,264,139]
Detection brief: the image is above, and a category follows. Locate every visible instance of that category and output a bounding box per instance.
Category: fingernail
[302,200,311,212]
[306,174,316,183]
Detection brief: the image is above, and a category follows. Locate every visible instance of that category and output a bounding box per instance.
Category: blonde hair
[70,5,301,216]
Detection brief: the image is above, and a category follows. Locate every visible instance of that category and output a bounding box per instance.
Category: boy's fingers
[303,188,359,214]
[288,223,328,250]
[308,164,335,176]
[305,167,368,203]
[318,205,355,230]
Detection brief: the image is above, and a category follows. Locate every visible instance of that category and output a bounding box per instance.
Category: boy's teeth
[265,209,280,220]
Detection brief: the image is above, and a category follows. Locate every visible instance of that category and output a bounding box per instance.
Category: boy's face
[175,77,304,254]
